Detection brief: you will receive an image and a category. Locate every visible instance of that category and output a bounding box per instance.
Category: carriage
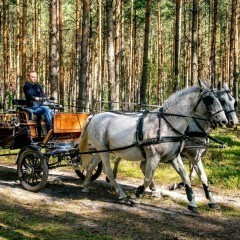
[0,99,103,192]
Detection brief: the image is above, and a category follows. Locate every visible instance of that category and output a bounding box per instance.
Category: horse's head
[216,82,239,128]
[197,79,228,127]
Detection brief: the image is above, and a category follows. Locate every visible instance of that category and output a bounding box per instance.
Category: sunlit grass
[111,128,240,190]
[1,128,239,190]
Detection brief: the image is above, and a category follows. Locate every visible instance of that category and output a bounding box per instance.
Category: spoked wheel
[17,149,48,192]
[75,154,103,181]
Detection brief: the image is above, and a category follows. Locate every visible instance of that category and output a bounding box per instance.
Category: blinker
[203,96,214,105]
[234,101,238,109]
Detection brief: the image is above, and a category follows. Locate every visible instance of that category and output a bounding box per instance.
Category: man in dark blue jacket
[23,71,53,129]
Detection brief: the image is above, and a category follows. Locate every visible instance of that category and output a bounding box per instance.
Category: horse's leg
[133,154,160,203]
[106,156,121,182]
[82,154,101,193]
[189,161,197,181]
[190,152,220,209]
[140,161,156,192]
[171,155,199,213]
[112,156,122,179]
[100,152,128,201]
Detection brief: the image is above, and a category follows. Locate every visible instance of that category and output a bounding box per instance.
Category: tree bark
[16,0,20,98]
[191,0,198,85]
[3,0,9,109]
[106,0,116,109]
[210,0,218,87]
[140,0,152,106]
[173,0,182,92]
[233,0,238,102]
[115,0,121,109]
[36,0,41,82]
[77,0,89,111]
[21,0,27,98]
[49,0,59,100]
[59,0,64,107]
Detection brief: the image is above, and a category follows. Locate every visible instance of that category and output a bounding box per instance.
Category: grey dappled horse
[110,82,238,211]
[79,80,228,212]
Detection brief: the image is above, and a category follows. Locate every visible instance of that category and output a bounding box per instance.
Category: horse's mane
[163,85,200,110]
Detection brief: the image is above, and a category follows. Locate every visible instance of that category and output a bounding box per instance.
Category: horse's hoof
[208,202,220,209]
[81,188,90,193]
[116,197,129,204]
[151,190,161,198]
[129,197,141,207]
[188,205,199,214]
[169,183,178,191]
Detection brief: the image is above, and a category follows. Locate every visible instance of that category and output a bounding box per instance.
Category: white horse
[110,82,238,210]
[79,80,228,212]
[171,82,238,208]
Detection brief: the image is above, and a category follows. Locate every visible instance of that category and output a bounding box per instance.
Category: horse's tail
[79,115,94,169]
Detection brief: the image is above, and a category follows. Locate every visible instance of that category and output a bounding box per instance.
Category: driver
[23,70,53,129]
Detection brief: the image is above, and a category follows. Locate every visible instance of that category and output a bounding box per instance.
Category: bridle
[216,89,237,117]
[193,88,225,125]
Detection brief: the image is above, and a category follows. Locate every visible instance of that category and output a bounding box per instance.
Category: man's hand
[35,97,47,101]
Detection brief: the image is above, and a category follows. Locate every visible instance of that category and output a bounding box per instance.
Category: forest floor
[0,163,239,240]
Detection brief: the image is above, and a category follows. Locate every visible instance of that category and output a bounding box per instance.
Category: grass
[0,198,113,240]
[0,128,240,240]
[113,128,240,190]
[0,128,239,190]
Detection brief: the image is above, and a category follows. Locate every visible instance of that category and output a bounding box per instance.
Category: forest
[0,0,239,111]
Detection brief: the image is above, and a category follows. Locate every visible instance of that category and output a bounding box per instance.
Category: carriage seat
[12,99,46,124]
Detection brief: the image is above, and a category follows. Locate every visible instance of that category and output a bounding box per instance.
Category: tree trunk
[16,0,20,98]
[157,1,163,104]
[127,0,133,105]
[140,0,152,106]
[210,0,218,87]
[77,0,89,111]
[75,0,81,110]
[173,0,182,92]
[98,0,102,109]
[49,0,59,100]
[21,0,27,98]
[106,0,116,110]
[31,0,36,69]
[233,0,238,103]
[3,0,9,109]
[36,0,41,82]
[115,0,121,109]
[59,0,64,107]
[191,0,198,85]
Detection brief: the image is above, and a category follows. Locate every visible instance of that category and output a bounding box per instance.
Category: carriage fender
[15,145,42,165]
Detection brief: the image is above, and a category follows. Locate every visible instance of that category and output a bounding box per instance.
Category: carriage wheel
[17,149,48,192]
[75,156,103,182]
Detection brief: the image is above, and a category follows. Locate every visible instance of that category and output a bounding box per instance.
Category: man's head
[28,71,38,84]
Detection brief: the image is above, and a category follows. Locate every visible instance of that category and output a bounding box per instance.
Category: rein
[78,89,226,156]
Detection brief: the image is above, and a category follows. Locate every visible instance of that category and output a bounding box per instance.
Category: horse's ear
[217,81,222,90]
[223,82,230,90]
[198,78,208,90]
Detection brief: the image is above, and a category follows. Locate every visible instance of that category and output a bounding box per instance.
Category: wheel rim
[75,161,102,181]
[20,153,44,187]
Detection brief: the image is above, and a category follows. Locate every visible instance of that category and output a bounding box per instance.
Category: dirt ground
[0,163,240,240]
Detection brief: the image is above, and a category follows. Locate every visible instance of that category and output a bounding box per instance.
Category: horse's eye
[220,99,226,105]
[203,96,214,105]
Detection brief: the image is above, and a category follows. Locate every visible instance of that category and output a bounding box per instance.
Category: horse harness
[78,88,225,157]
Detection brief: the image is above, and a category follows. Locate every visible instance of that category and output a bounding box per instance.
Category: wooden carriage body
[0,103,89,150]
